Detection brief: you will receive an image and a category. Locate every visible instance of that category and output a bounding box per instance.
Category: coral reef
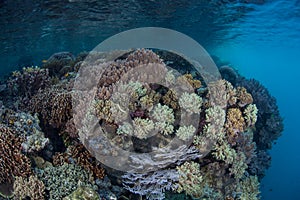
[36,163,95,200]
[122,169,179,200]
[6,66,51,108]
[178,92,202,114]
[53,144,105,180]
[13,175,45,200]
[28,86,73,129]
[176,161,203,198]
[63,186,100,200]
[0,49,283,200]
[0,106,49,153]
[237,78,283,150]
[0,125,32,184]
[43,52,76,77]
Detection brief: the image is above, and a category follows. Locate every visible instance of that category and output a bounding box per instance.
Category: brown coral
[13,175,45,200]
[68,144,105,179]
[96,49,163,101]
[53,144,105,180]
[29,87,72,128]
[225,108,246,145]
[162,89,179,110]
[0,125,32,184]
[177,74,201,89]
[236,87,253,107]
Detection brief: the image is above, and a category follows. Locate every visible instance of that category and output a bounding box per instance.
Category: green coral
[176,125,196,141]
[179,92,202,113]
[237,176,260,200]
[37,163,95,200]
[212,139,236,164]
[117,122,133,135]
[132,118,155,139]
[243,104,258,127]
[151,103,175,135]
[63,186,100,200]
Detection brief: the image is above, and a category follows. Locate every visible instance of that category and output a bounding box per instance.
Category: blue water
[1,0,300,199]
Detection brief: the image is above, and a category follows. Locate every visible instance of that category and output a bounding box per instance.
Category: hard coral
[176,161,204,199]
[237,78,283,150]
[225,108,245,144]
[0,125,32,184]
[236,86,253,107]
[177,74,201,89]
[53,144,105,180]
[13,175,45,200]
[7,66,51,100]
[63,186,100,200]
[29,87,72,129]
[43,52,75,77]
[122,169,179,200]
[36,163,95,200]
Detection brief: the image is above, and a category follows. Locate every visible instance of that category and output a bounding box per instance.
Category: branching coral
[7,66,51,100]
[237,78,283,150]
[122,169,179,200]
[13,175,45,200]
[53,144,105,180]
[243,104,258,127]
[177,74,201,89]
[237,176,260,200]
[1,108,49,153]
[29,87,73,128]
[0,125,32,184]
[162,89,179,110]
[132,118,155,139]
[236,86,253,107]
[151,103,175,135]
